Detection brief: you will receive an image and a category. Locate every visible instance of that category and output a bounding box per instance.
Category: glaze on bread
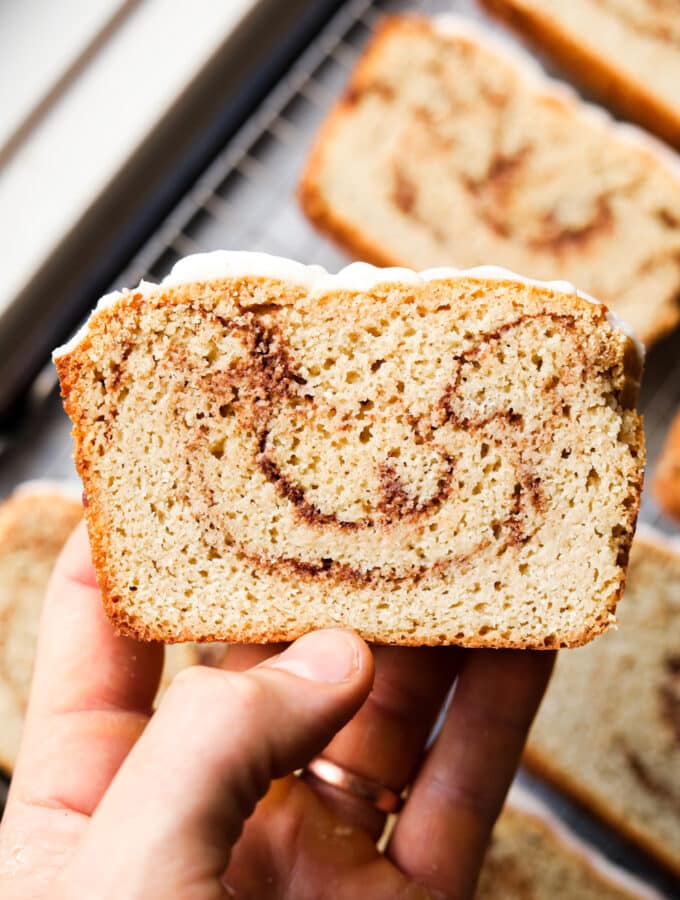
[299,15,680,347]
[54,252,643,648]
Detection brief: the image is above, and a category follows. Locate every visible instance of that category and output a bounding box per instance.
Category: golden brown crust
[652,410,680,524]
[298,19,416,269]
[0,492,82,557]
[481,0,680,150]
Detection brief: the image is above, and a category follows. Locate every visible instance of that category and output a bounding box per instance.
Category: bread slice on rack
[653,410,680,525]
[481,0,680,150]
[478,792,661,899]
[0,485,82,773]
[525,529,680,878]
[0,483,197,774]
[54,251,643,649]
[299,14,680,347]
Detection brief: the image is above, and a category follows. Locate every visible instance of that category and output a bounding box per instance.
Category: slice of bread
[478,791,661,899]
[482,0,680,150]
[525,529,680,878]
[54,251,643,648]
[653,411,680,525]
[0,484,197,774]
[299,15,680,348]
[0,486,82,774]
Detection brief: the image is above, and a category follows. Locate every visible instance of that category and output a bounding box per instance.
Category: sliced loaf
[482,0,680,150]
[478,793,660,899]
[525,530,680,878]
[299,15,680,347]
[54,251,643,648]
[0,486,82,773]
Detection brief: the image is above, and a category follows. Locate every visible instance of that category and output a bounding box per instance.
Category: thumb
[58,630,374,899]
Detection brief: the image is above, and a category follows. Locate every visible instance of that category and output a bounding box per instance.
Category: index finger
[9,521,163,816]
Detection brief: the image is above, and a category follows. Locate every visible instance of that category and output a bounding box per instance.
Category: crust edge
[297,14,680,348]
[480,0,680,151]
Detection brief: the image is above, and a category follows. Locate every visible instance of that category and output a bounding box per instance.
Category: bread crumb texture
[56,274,643,647]
[299,15,680,346]
[526,534,680,877]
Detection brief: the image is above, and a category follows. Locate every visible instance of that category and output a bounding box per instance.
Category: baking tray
[1,0,679,893]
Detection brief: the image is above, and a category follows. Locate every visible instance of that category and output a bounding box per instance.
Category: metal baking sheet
[1,0,679,893]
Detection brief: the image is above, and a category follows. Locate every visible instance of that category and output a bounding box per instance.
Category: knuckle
[226,672,270,715]
[167,663,227,699]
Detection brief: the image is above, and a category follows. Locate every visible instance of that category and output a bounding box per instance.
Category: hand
[0,524,554,899]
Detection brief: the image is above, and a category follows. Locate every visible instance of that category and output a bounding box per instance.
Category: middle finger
[305,644,462,839]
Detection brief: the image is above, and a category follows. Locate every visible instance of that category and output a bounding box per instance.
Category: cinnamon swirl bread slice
[54,252,644,648]
[482,0,680,150]
[299,15,680,347]
[478,792,660,899]
[525,530,680,878]
[0,485,81,773]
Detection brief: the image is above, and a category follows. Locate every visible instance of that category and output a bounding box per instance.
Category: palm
[222,643,554,899]
[228,777,431,899]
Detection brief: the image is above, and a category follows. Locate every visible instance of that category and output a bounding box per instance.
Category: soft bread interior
[57,275,642,647]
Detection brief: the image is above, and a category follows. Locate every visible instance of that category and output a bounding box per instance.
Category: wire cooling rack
[1,1,679,892]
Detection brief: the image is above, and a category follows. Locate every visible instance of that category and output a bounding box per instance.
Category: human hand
[0,523,554,899]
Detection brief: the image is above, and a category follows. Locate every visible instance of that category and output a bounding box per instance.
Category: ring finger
[304,644,463,839]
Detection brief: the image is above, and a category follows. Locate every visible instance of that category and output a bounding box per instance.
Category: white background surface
[0,0,259,319]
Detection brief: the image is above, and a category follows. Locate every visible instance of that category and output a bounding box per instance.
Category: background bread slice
[481,0,680,150]
[652,410,680,525]
[54,252,643,648]
[525,529,680,878]
[299,15,680,347]
[478,791,662,899]
[0,484,197,775]
[0,487,81,774]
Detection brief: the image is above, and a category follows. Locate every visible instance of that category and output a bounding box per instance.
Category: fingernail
[265,630,360,683]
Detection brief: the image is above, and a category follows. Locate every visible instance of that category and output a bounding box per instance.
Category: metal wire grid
[1,1,680,889]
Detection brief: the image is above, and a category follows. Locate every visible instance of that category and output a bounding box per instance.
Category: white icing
[433,14,680,181]
[163,250,328,290]
[52,251,644,361]
[507,785,664,900]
